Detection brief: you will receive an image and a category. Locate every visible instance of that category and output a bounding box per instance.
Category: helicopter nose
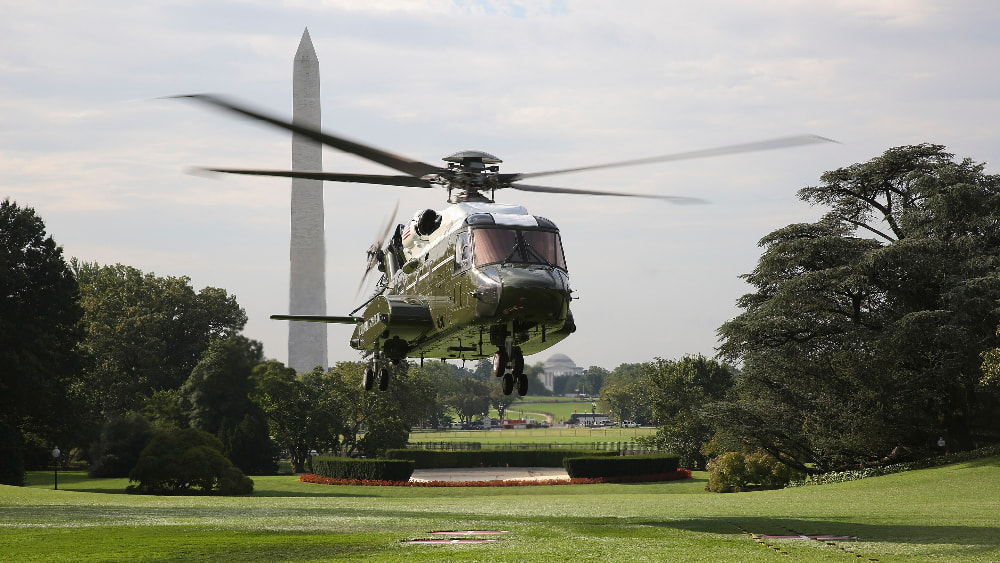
[497,268,570,321]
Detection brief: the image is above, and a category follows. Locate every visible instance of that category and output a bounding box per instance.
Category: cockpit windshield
[472,228,567,269]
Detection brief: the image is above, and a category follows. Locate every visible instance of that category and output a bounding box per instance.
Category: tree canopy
[0,199,83,483]
[75,262,247,415]
[718,144,1000,471]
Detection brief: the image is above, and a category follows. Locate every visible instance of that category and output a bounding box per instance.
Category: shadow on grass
[638,516,1000,548]
[24,471,372,498]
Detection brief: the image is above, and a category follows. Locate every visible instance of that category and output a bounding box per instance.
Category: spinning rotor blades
[502,135,839,182]
[178,93,837,203]
[356,200,400,299]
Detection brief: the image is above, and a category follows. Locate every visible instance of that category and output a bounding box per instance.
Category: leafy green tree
[718,144,1000,471]
[600,378,649,426]
[0,199,83,484]
[251,362,341,473]
[410,361,460,427]
[582,366,610,397]
[321,362,436,458]
[75,262,247,416]
[636,356,735,469]
[182,336,275,474]
[141,389,187,432]
[489,384,517,423]
[87,412,156,478]
[443,378,491,425]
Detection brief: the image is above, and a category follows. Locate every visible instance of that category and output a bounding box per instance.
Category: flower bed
[299,469,692,487]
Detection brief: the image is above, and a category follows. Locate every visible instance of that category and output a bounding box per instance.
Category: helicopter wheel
[516,373,528,397]
[512,348,524,377]
[492,350,508,378]
[502,372,515,395]
[378,366,390,391]
[362,365,375,391]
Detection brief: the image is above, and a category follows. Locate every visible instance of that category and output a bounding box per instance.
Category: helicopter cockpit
[471,228,567,270]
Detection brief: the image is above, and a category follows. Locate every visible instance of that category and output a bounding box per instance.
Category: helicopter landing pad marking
[430,530,510,535]
[403,538,499,544]
[760,535,858,540]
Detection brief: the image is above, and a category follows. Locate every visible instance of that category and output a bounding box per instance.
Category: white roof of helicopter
[440,201,538,229]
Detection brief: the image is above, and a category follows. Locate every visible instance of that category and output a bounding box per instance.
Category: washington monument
[288,28,328,374]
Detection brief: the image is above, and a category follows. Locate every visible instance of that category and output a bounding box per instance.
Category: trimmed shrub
[563,454,680,478]
[384,449,617,469]
[706,451,804,492]
[127,428,254,495]
[312,456,414,482]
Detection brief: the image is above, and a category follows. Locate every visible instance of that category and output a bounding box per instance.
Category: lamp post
[51,446,61,490]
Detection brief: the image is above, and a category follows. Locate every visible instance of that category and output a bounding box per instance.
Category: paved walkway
[411,467,570,482]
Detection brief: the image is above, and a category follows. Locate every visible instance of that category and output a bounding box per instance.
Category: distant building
[540,353,584,392]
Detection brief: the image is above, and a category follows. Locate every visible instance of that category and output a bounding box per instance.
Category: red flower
[298,469,692,487]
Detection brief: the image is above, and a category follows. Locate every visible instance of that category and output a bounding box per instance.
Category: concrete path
[411,467,570,483]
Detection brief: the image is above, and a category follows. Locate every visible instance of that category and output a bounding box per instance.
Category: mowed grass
[4,457,999,562]
[410,425,655,446]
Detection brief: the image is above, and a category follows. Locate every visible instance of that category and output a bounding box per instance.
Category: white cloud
[3,1,999,368]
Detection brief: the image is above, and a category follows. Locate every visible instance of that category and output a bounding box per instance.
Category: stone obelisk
[288,28,328,374]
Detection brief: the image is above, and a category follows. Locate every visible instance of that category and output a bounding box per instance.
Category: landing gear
[378,365,390,391]
[363,365,375,391]
[516,373,528,397]
[502,372,515,395]
[499,347,526,396]
[492,349,507,378]
[365,347,408,392]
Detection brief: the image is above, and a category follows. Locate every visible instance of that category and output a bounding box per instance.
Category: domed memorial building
[540,353,584,393]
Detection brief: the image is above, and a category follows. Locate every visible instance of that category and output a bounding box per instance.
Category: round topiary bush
[127,428,253,495]
[706,451,804,492]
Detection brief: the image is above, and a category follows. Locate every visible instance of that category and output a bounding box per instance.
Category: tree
[718,144,1000,471]
[0,199,83,484]
[443,378,491,425]
[251,361,341,473]
[635,356,735,469]
[87,412,156,478]
[600,363,655,425]
[320,362,437,458]
[489,384,517,423]
[75,262,247,416]
[182,336,275,474]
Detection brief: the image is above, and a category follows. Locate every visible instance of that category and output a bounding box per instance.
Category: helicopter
[180,94,834,396]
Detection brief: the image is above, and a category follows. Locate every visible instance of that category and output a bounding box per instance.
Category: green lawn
[3,457,999,561]
[410,426,655,447]
[498,395,604,423]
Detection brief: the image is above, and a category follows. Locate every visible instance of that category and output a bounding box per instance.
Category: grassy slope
[2,457,998,562]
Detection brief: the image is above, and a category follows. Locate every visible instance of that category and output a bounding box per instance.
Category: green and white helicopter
[181,94,832,396]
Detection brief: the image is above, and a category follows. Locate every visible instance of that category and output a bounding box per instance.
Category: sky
[4,1,1000,371]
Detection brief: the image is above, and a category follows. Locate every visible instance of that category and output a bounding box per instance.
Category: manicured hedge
[563,453,680,478]
[384,449,617,469]
[312,456,414,482]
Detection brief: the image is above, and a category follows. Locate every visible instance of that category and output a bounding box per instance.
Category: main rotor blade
[270,314,362,324]
[195,167,433,188]
[510,183,708,203]
[174,94,444,178]
[507,134,839,181]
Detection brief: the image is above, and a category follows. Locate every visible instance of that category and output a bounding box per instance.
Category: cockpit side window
[454,231,472,273]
